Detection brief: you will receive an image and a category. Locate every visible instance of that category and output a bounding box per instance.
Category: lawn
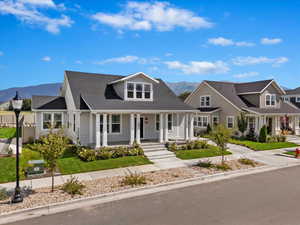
[0,148,151,183]
[175,146,232,160]
[0,127,16,139]
[283,151,296,156]
[229,139,298,151]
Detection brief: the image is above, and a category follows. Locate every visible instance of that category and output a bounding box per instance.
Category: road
[6,165,300,225]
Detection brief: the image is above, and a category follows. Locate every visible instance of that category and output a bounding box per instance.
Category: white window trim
[124,81,153,101]
[200,95,211,107]
[296,96,300,103]
[194,115,209,128]
[227,116,234,129]
[42,112,64,131]
[265,94,276,107]
[102,114,122,135]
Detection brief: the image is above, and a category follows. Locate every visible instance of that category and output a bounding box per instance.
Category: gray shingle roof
[32,96,66,110]
[66,70,195,111]
[244,102,300,114]
[234,79,273,94]
[286,87,300,95]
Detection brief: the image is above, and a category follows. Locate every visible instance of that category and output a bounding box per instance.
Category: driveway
[7,165,300,225]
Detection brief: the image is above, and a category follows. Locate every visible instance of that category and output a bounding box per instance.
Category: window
[194,116,208,128]
[127,83,134,99]
[283,96,289,102]
[53,113,62,129]
[248,117,256,130]
[126,82,153,100]
[296,96,300,103]
[266,94,276,106]
[43,113,52,129]
[200,96,211,107]
[43,112,63,130]
[111,115,121,133]
[168,114,173,131]
[155,114,160,131]
[227,116,234,128]
[212,116,219,126]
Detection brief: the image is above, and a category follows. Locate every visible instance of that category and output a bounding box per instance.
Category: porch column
[164,113,169,142]
[275,116,281,135]
[102,114,108,147]
[189,114,194,140]
[136,114,141,144]
[95,114,101,148]
[130,113,135,145]
[185,114,189,140]
[159,113,164,143]
[89,113,93,144]
[176,113,180,138]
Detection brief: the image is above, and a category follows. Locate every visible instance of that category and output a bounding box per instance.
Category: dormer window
[266,94,276,106]
[125,82,153,100]
[200,95,211,107]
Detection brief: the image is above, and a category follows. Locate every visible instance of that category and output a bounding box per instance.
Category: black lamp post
[11,91,23,204]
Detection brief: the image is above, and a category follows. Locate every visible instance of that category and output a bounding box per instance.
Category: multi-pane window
[126,82,153,100]
[296,96,300,103]
[155,114,160,131]
[227,116,234,128]
[43,112,63,130]
[248,117,256,130]
[168,114,173,131]
[212,116,219,126]
[194,116,208,128]
[266,94,276,106]
[111,115,121,133]
[200,96,211,107]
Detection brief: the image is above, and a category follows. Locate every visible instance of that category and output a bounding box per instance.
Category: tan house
[185,79,300,136]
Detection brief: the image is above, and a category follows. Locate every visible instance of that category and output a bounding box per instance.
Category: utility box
[26,160,45,177]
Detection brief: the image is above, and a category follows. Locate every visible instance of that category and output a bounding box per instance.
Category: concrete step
[143,148,169,153]
[142,144,166,149]
[145,150,175,157]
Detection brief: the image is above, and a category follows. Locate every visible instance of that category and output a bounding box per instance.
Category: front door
[267,117,273,134]
[134,117,144,139]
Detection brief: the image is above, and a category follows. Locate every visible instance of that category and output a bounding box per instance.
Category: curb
[2,163,299,224]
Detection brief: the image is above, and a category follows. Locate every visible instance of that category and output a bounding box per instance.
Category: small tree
[34,129,68,192]
[206,123,212,134]
[259,125,268,143]
[210,125,232,164]
[237,112,248,138]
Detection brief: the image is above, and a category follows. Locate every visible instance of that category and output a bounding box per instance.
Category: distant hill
[0,81,199,102]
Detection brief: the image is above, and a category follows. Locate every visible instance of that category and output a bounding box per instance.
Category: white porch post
[89,113,93,144]
[130,113,135,145]
[102,114,108,147]
[136,114,141,144]
[76,112,81,144]
[275,116,280,135]
[95,114,101,148]
[189,114,194,140]
[176,113,180,139]
[159,113,164,143]
[185,114,189,140]
[164,113,169,142]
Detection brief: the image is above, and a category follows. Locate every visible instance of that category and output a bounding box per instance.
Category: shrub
[121,172,147,187]
[259,125,268,143]
[168,142,178,151]
[96,149,113,160]
[196,160,214,168]
[206,124,212,134]
[194,140,209,149]
[0,188,9,201]
[186,141,195,150]
[246,128,257,142]
[215,163,232,171]
[78,148,96,162]
[61,176,85,197]
[238,158,256,167]
[277,135,287,142]
[266,136,277,143]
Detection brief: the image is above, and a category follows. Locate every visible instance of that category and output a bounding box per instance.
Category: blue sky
[0,0,299,90]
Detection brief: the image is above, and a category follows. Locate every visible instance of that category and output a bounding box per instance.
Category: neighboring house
[31,71,196,147]
[0,101,10,111]
[185,79,300,136]
[283,87,300,109]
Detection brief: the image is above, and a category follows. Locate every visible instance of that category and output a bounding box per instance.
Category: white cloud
[165,52,173,57]
[232,56,288,67]
[95,55,160,65]
[75,60,82,64]
[42,56,51,61]
[261,38,282,45]
[0,0,73,34]
[0,51,3,56]
[208,37,255,47]
[92,1,213,32]
[165,60,229,75]
[234,71,259,78]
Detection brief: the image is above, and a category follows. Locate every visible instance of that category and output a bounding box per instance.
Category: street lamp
[11,91,23,203]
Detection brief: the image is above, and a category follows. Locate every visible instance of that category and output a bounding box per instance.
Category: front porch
[79,112,195,147]
[247,114,300,136]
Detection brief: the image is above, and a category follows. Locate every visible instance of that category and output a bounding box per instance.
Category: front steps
[141,142,186,169]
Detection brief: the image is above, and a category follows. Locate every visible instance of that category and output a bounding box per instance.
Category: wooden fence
[0,113,35,127]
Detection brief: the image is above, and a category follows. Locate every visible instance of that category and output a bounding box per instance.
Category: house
[31,71,197,147]
[283,87,300,109]
[0,101,10,111]
[185,79,300,136]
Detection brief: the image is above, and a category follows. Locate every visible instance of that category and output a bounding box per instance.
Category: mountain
[0,81,199,102]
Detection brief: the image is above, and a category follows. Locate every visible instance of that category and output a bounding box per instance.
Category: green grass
[229,139,298,151]
[175,146,232,160]
[0,128,16,139]
[58,156,151,175]
[0,157,16,183]
[284,151,296,156]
